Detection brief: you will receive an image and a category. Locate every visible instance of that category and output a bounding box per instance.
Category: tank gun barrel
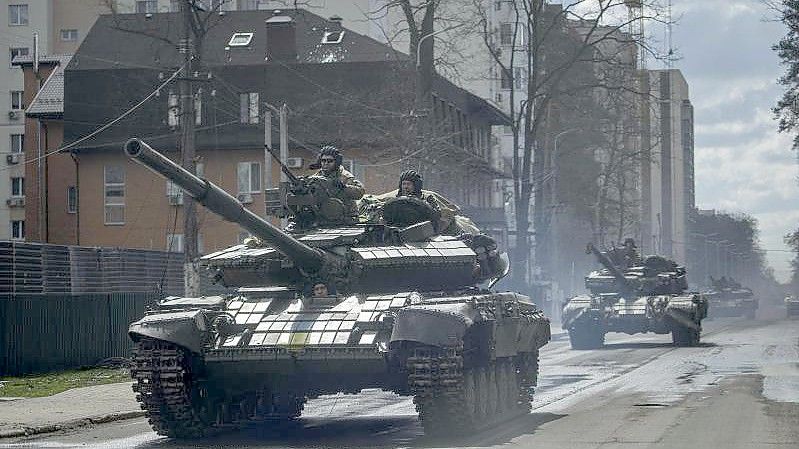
[124,138,325,272]
[587,243,635,295]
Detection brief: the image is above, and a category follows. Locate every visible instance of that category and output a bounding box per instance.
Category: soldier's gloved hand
[334,179,346,190]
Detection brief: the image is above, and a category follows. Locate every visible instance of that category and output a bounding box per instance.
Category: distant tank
[786,295,799,318]
[124,139,550,438]
[703,277,757,319]
[562,240,708,349]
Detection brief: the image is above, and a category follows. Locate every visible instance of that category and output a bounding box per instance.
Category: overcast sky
[662,0,799,282]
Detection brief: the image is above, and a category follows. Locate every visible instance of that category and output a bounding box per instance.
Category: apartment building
[640,69,695,264]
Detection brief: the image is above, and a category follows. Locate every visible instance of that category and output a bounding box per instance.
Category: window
[11,220,24,240]
[237,162,261,194]
[167,163,202,203]
[166,233,184,253]
[136,1,157,13]
[240,92,259,124]
[321,30,345,44]
[10,134,23,153]
[60,29,78,42]
[67,186,77,213]
[167,90,179,127]
[495,1,502,11]
[195,90,202,125]
[237,0,259,10]
[500,68,512,90]
[228,32,254,47]
[166,233,204,254]
[9,5,28,26]
[11,177,24,197]
[495,92,503,103]
[10,47,29,66]
[500,23,513,46]
[514,67,525,89]
[104,165,125,225]
[11,91,24,110]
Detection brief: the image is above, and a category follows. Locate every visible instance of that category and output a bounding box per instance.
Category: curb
[0,410,146,440]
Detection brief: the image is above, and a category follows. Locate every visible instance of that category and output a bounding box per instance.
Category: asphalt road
[3,312,797,449]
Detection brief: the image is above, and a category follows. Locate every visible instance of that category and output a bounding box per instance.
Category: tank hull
[705,290,758,319]
[129,290,550,437]
[562,294,707,349]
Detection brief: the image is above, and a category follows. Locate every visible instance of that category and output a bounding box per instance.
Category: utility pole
[179,0,199,297]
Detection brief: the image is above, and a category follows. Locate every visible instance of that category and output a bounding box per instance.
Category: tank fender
[129,310,209,354]
[390,302,481,348]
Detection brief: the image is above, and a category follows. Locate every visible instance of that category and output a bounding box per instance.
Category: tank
[703,277,758,319]
[786,295,799,318]
[124,139,550,438]
[561,241,708,349]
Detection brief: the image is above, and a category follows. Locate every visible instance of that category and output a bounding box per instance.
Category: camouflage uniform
[313,146,364,223]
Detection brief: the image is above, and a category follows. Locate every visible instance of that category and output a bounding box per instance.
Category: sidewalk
[0,381,144,439]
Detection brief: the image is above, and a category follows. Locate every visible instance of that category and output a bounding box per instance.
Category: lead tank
[125,139,550,438]
[703,277,757,319]
[562,241,707,349]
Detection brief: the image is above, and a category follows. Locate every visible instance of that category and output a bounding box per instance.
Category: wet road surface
[3,315,797,449]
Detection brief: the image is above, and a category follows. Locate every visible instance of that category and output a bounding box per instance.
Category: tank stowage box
[124,139,550,438]
[562,241,707,349]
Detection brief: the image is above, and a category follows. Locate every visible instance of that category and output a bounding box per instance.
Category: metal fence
[0,241,186,295]
[0,292,158,376]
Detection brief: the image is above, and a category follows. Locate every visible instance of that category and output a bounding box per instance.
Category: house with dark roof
[12,54,78,245]
[25,8,508,252]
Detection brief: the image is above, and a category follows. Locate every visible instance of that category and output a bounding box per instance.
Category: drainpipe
[70,151,80,245]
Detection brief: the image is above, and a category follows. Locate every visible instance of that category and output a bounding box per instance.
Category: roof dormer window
[228,32,254,47]
[321,30,344,44]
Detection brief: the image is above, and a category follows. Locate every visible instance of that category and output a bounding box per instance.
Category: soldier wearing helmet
[386,169,476,235]
[310,145,365,223]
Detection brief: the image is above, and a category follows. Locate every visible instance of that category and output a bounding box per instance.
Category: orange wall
[76,145,430,253]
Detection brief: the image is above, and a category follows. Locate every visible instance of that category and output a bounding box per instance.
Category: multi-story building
[20,8,504,253]
[640,68,695,264]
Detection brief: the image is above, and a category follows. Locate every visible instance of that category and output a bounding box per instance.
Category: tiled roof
[26,55,72,116]
[69,9,407,71]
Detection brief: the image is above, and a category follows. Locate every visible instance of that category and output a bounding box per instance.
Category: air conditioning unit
[8,110,20,120]
[237,193,253,204]
[167,194,183,205]
[6,154,20,165]
[286,157,303,169]
[6,197,25,207]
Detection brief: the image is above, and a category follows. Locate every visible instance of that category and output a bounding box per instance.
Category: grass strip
[0,367,130,398]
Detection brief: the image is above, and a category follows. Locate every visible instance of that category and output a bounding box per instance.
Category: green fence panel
[0,292,158,376]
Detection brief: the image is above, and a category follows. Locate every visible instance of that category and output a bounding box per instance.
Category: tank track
[407,346,538,436]
[131,338,306,438]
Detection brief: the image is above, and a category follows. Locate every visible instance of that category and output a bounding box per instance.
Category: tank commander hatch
[373,169,478,235]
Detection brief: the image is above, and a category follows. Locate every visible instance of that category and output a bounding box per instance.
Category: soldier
[310,145,365,223]
[312,282,329,297]
[388,170,477,235]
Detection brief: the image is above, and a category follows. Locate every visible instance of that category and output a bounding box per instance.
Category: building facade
[640,68,695,264]
[21,8,504,255]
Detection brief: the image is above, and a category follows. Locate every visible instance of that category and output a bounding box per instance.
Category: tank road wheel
[131,338,217,438]
[516,352,538,412]
[568,325,605,350]
[408,346,532,437]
